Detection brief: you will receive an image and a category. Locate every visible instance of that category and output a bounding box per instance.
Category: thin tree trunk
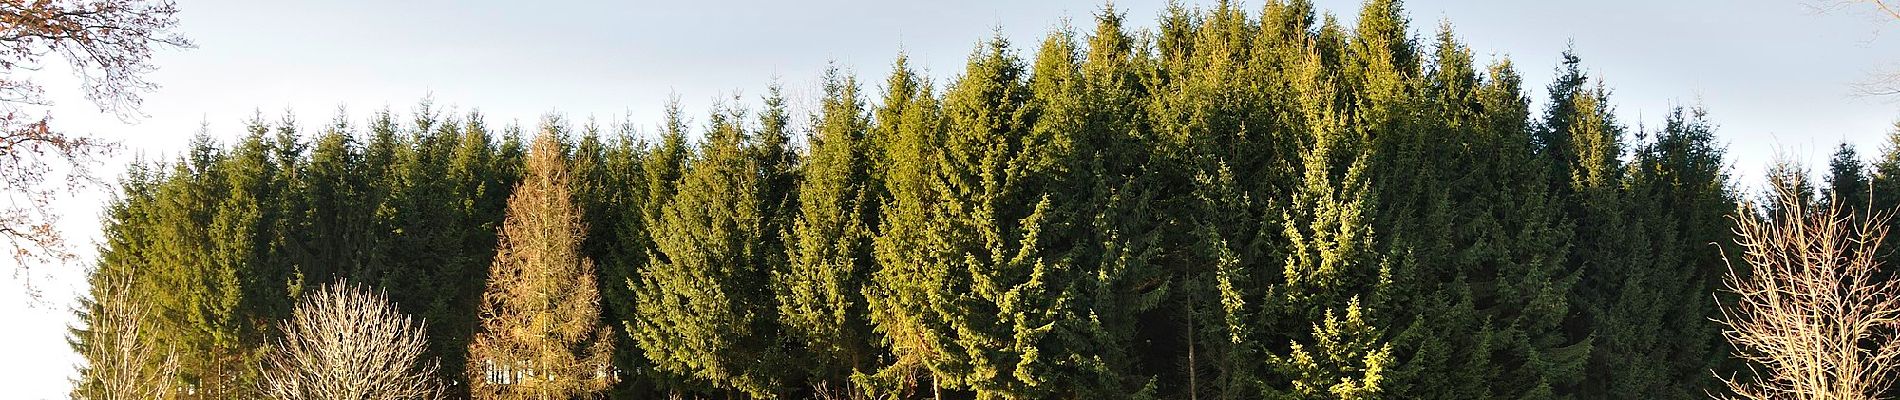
[1189,299,1198,400]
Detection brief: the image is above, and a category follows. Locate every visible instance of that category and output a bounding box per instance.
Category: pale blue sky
[4,0,1897,397]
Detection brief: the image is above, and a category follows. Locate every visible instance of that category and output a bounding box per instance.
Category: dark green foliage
[78,2,1759,399]
[570,119,658,398]
[1059,6,1168,399]
[1620,107,1735,397]
[1828,142,1873,215]
[76,107,520,399]
[1872,124,1900,220]
[632,94,799,398]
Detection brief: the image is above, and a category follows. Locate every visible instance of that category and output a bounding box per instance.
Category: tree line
[72,1,1774,399]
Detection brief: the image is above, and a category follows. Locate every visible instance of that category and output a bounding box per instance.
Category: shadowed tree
[1827,142,1872,216]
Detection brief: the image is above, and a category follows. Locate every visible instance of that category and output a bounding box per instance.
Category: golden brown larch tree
[467,128,613,399]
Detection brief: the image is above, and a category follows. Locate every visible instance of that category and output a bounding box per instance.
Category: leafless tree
[1716,185,1900,399]
[0,0,190,278]
[259,280,443,400]
[1809,0,1900,96]
[71,271,176,400]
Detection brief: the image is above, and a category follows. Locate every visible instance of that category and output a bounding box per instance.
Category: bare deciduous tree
[1810,0,1900,96]
[71,271,176,400]
[259,281,443,400]
[1717,185,1900,399]
[0,0,190,277]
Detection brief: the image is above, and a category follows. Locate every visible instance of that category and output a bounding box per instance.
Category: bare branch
[258,280,444,400]
[1715,182,1900,399]
[71,269,176,400]
[0,0,188,292]
[1812,0,1900,98]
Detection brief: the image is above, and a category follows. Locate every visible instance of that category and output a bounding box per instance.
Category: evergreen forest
[66,1,1892,399]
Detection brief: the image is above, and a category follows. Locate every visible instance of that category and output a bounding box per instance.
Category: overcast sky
[4,0,1898,397]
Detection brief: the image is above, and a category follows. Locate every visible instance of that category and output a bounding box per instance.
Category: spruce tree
[1827,142,1872,215]
[1537,50,1716,399]
[570,120,655,398]
[1267,45,1392,399]
[777,66,881,393]
[1065,6,1167,397]
[1147,4,1285,398]
[633,100,787,398]
[71,163,177,400]
[437,112,516,395]
[300,113,370,290]
[1624,106,1736,396]
[1871,123,1900,211]
[1465,58,1589,398]
[906,35,1080,399]
[864,54,952,398]
[620,99,689,395]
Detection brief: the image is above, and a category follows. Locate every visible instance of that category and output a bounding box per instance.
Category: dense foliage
[74,1,1763,399]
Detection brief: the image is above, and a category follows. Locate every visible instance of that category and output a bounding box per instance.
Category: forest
[60,0,1900,399]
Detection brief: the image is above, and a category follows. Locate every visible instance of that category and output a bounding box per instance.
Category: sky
[3,0,1898,397]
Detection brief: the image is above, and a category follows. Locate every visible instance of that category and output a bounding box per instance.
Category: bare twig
[0,0,189,291]
[72,270,176,400]
[258,280,444,400]
[1715,182,1900,399]
[1812,0,1900,97]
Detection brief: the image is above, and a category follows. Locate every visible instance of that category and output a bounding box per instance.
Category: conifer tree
[755,85,802,278]
[71,182,179,400]
[864,54,953,398]
[384,107,466,394]
[1147,4,1284,398]
[642,99,691,247]
[1537,50,1721,399]
[906,35,1079,399]
[1393,25,1492,398]
[611,100,687,396]
[1871,124,1900,217]
[1828,142,1872,215]
[633,101,788,398]
[300,114,370,290]
[1543,55,1643,399]
[778,66,881,394]
[1267,44,1392,399]
[1623,106,1736,397]
[1465,58,1590,398]
[206,123,293,399]
[1063,6,1167,397]
[466,132,613,399]
[437,112,516,395]
[567,120,659,399]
